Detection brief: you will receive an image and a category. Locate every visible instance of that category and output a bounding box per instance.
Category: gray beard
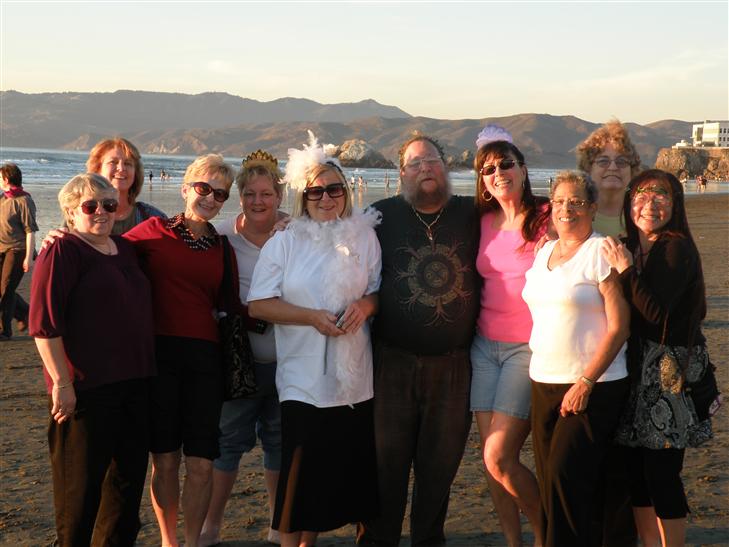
[401,178,453,211]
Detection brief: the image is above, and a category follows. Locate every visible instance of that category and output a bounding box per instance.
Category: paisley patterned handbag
[658,316,720,422]
[219,237,257,400]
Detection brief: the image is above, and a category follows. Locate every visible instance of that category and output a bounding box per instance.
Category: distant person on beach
[357,134,479,546]
[470,126,550,544]
[29,173,155,546]
[161,169,167,182]
[602,170,719,547]
[200,150,286,547]
[358,174,365,189]
[523,171,630,547]
[0,162,37,341]
[86,138,166,234]
[124,154,236,547]
[248,134,380,547]
[577,120,641,239]
[149,170,154,184]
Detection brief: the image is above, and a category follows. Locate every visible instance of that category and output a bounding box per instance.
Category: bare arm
[34,337,76,423]
[23,232,35,272]
[249,297,344,337]
[560,270,630,416]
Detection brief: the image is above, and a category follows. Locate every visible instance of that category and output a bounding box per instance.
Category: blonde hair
[291,163,353,219]
[86,137,143,204]
[576,120,641,175]
[59,173,117,228]
[183,154,235,189]
[235,164,283,198]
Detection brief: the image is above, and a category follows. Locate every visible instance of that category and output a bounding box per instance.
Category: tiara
[242,149,281,176]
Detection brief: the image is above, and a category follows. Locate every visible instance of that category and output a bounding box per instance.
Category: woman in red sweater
[124,154,235,547]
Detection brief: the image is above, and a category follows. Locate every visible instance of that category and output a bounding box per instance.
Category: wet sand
[1,191,727,546]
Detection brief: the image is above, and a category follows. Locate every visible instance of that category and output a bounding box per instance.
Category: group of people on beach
[0,118,720,547]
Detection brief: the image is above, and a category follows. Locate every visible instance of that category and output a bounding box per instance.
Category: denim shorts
[470,334,532,420]
[214,361,282,472]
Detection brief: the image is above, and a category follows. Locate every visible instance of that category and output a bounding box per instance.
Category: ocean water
[2,147,725,239]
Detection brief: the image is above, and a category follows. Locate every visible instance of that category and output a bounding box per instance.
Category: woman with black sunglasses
[124,153,237,547]
[248,133,381,547]
[29,173,156,546]
[470,126,551,546]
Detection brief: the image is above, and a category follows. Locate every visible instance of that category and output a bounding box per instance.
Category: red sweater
[124,217,225,343]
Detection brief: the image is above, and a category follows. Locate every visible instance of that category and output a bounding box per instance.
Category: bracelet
[54,381,73,389]
[580,376,595,390]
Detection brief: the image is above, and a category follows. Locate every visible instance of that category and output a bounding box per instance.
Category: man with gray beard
[357,135,480,546]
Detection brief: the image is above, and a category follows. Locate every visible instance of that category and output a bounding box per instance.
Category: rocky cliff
[334,139,395,168]
[654,148,729,180]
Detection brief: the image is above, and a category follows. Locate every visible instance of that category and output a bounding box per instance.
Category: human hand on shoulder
[601,236,632,273]
[40,228,70,251]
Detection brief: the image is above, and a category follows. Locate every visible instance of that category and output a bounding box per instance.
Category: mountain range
[0,90,692,167]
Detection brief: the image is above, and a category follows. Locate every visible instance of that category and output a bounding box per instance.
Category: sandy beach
[1,189,727,546]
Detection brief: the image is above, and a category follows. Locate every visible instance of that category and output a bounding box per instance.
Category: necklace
[412,206,444,245]
[75,232,113,255]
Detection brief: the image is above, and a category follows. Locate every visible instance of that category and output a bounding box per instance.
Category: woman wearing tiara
[248,133,381,547]
[470,125,551,545]
[200,150,286,546]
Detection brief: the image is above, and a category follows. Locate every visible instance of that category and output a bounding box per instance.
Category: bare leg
[280,530,318,547]
[151,451,182,547]
[633,506,661,546]
[265,469,281,544]
[182,456,214,547]
[657,516,686,547]
[200,468,237,546]
[475,411,524,547]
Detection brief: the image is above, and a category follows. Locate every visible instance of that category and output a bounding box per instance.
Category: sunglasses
[80,199,119,215]
[303,183,346,201]
[480,158,521,176]
[190,181,229,202]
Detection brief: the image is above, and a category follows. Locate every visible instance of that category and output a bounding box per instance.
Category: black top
[371,195,481,355]
[619,234,706,348]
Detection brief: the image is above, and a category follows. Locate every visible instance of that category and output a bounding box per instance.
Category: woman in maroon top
[30,173,155,546]
[124,154,235,547]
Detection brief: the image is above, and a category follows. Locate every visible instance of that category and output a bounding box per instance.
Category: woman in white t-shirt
[522,171,630,547]
[248,134,381,547]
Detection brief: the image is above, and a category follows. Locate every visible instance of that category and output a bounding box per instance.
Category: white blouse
[522,234,627,384]
[248,209,382,407]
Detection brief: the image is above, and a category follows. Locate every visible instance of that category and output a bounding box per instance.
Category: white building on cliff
[691,120,729,147]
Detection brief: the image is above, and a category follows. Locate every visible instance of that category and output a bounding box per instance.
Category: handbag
[657,314,720,422]
[219,236,257,400]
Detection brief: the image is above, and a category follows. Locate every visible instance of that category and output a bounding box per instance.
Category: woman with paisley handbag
[601,169,721,547]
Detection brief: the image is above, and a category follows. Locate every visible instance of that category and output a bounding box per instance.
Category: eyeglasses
[632,191,671,207]
[550,198,590,209]
[480,158,522,176]
[594,156,631,169]
[189,181,229,202]
[303,183,346,201]
[403,156,443,172]
[80,199,119,215]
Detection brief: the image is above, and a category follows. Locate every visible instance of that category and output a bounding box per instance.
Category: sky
[1,1,727,125]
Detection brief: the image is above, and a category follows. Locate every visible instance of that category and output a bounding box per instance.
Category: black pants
[48,378,150,547]
[531,378,629,547]
[358,344,472,546]
[627,446,688,519]
[0,249,26,337]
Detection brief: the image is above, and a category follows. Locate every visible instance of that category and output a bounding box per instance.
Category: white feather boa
[287,207,381,399]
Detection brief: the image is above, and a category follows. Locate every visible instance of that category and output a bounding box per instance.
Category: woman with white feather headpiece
[247,131,381,546]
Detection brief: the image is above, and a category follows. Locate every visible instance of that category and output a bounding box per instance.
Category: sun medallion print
[395,233,472,326]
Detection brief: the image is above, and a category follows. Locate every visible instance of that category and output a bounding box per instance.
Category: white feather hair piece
[475,124,513,150]
[284,130,343,192]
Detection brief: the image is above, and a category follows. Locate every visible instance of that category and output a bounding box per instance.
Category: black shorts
[149,335,223,460]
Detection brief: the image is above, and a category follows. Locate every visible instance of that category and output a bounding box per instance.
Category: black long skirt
[272,398,379,533]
